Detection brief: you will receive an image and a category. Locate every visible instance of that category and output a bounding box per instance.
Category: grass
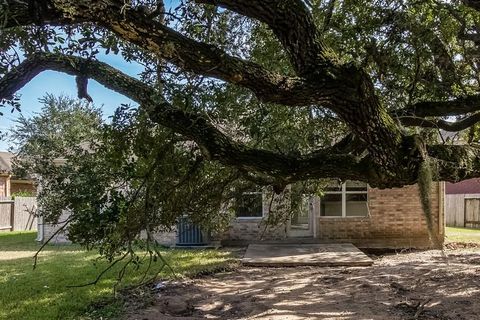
[445,226,480,244]
[0,232,235,320]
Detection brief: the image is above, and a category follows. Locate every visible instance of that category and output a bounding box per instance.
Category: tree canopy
[3,0,480,254]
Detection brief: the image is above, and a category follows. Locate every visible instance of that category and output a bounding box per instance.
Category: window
[320,181,369,217]
[235,191,263,218]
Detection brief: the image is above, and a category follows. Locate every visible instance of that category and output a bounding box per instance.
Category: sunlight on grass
[445,227,480,244]
[0,232,234,320]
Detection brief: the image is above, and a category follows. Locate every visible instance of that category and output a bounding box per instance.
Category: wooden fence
[0,197,37,231]
[446,194,480,228]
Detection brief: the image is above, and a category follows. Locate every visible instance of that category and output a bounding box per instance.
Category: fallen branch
[414,297,432,319]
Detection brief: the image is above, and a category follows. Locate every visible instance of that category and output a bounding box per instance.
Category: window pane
[346,180,367,192]
[320,194,342,216]
[235,193,263,217]
[346,194,368,217]
[292,196,310,224]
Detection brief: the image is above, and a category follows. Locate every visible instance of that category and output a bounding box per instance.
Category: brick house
[40,180,445,249]
[0,151,36,197]
[222,181,445,249]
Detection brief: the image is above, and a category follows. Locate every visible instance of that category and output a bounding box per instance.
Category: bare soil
[127,248,480,320]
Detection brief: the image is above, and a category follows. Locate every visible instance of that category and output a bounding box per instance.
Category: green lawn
[445,226,480,244]
[0,232,234,320]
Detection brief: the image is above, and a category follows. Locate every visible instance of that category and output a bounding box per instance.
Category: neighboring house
[445,178,480,228]
[0,151,36,197]
[0,152,38,232]
[40,180,445,249]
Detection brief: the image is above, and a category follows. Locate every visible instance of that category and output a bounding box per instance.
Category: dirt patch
[126,248,480,320]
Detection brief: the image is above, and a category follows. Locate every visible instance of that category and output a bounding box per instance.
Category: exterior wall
[225,219,288,242]
[0,175,10,197]
[316,183,444,249]
[0,176,36,197]
[10,180,36,196]
[152,229,177,246]
[41,211,71,244]
[42,213,178,246]
[39,183,446,249]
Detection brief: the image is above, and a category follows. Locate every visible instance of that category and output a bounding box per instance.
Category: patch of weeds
[81,286,157,320]
[188,260,239,278]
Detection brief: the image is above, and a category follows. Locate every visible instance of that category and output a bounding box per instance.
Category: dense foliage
[4,0,480,257]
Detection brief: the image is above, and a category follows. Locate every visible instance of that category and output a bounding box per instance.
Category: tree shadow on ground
[129,249,480,320]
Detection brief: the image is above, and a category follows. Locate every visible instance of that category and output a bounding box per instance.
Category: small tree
[11,94,103,179]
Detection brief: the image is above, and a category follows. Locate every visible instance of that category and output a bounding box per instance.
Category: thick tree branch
[399,114,480,131]
[0,54,151,103]
[1,0,411,174]
[458,33,480,44]
[322,0,337,33]
[399,94,480,117]
[195,0,332,76]
[6,1,476,187]
[0,53,368,184]
[428,144,480,182]
[1,0,325,106]
[462,0,480,11]
[4,54,480,187]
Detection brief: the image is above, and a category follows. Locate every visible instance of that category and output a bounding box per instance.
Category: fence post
[10,200,14,231]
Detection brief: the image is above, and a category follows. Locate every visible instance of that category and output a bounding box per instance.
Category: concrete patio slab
[242,243,373,267]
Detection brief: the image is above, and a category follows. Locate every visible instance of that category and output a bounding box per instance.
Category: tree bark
[2,0,480,188]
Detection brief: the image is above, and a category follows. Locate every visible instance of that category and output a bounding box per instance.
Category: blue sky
[0,52,144,152]
[1,0,180,152]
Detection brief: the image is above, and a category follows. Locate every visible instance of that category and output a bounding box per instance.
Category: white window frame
[320,182,369,218]
[235,191,264,220]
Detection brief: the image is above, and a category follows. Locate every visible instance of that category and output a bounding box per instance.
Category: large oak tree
[3,0,480,253]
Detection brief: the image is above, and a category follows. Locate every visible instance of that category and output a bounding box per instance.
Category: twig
[137,249,154,285]
[146,228,177,279]
[113,247,135,295]
[66,252,129,288]
[33,217,73,269]
[414,297,432,319]
[260,192,275,240]
[153,239,177,278]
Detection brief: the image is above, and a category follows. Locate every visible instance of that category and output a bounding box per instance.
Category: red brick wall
[10,181,36,196]
[0,176,9,197]
[317,183,444,248]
